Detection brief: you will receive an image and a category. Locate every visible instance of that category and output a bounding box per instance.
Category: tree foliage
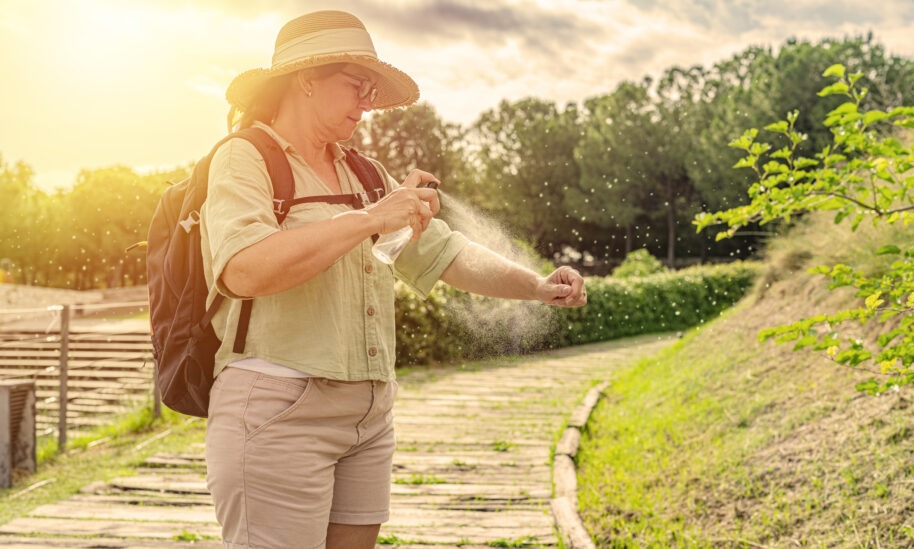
[696,64,914,392]
[468,97,582,256]
[346,101,469,190]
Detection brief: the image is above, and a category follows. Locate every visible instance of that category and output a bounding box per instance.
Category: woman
[201,10,586,549]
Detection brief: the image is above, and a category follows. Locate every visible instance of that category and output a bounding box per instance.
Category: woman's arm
[221,170,441,298]
[439,242,587,307]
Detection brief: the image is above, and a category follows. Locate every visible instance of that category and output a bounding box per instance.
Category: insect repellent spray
[371,182,439,265]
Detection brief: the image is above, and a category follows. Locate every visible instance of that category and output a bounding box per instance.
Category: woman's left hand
[535,266,587,307]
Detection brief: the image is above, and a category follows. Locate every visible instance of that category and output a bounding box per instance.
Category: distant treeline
[2,35,912,290]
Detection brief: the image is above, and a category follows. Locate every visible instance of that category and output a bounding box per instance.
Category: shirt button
[368,347,378,357]
[366,306,375,317]
[364,264,373,274]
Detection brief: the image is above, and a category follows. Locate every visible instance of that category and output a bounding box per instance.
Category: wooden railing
[0,303,153,450]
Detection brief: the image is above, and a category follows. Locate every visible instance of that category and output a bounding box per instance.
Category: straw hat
[226,10,419,111]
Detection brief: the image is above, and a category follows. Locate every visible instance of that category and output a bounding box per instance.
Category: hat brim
[226,54,419,112]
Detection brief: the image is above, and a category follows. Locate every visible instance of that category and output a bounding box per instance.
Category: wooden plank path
[0,334,674,548]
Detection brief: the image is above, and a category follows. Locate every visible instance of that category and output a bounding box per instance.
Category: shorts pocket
[243,376,311,439]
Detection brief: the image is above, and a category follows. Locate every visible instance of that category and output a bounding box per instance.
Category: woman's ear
[296,71,313,97]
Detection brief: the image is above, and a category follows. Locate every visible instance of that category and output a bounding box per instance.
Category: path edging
[550,381,608,549]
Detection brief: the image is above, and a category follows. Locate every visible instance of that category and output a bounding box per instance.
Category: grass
[576,213,914,547]
[393,473,447,485]
[487,535,540,547]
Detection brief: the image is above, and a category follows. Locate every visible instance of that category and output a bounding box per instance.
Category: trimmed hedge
[395,261,761,366]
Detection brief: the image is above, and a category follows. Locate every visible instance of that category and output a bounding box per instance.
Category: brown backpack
[146,127,384,417]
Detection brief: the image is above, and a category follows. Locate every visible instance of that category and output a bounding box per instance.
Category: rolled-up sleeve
[201,138,279,299]
[394,219,469,298]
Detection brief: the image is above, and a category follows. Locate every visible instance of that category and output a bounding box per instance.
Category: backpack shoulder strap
[343,147,386,203]
[209,126,294,355]
[232,126,296,225]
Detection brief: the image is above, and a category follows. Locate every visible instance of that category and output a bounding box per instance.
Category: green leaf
[794,334,819,350]
[818,82,850,97]
[865,292,884,311]
[855,379,881,394]
[875,245,901,255]
[749,142,771,156]
[830,102,858,116]
[765,121,789,133]
[823,64,846,79]
[771,147,792,160]
[733,156,757,169]
[863,111,890,126]
[794,158,819,169]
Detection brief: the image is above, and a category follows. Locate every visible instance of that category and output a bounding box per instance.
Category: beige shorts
[205,367,397,549]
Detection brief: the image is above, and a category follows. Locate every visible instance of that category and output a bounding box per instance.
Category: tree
[0,155,52,285]
[62,166,163,289]
[346,102,470,189]
[468,98,582,257]
[574,79,694,266]
[573,82,652,257]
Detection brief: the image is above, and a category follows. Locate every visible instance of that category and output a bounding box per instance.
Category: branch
[807,190,879,212]
[886,204,914,215]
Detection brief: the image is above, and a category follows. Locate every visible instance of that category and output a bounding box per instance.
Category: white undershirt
[227,358,311,378]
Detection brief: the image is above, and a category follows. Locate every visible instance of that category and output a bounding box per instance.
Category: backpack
[146,126,385,417]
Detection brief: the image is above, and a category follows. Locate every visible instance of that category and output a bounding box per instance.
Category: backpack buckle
[354,191,370,209]
[179,211,200,233]
[272,198,287,215]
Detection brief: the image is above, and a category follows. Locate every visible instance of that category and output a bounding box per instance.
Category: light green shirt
[200,123,468,382]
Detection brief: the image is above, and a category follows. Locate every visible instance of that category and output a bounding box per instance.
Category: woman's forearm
[439,243,542,300]
[220,211,378,297]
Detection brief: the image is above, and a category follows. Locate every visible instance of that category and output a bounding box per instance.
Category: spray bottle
[372,182,439,265]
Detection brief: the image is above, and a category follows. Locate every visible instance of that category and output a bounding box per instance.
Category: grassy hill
[577,213,914,547]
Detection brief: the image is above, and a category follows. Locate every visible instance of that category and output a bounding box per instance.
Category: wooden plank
[551,497,595,549]
[0,517,222,539]
[555,427,581,456]
[108,475,209,495]
[0,537,222,548]
[0,369,149,381]
[553,455,577,500]
[30,501,216,523]
[391,483,550,499]
[379,525,556,545]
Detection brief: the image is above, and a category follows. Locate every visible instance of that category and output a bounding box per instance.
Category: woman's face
[308,64,378,142]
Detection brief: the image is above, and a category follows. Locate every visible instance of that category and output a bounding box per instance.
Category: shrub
[394,261,761,366]
[612,249,669,278]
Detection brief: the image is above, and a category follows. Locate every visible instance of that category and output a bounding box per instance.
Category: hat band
[272,28,378,69]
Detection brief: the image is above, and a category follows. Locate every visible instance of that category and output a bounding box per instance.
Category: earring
[306,88,312,97]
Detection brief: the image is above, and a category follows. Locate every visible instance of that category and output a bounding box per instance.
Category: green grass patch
[576,216,914,547]
[488,535,539,547]
[492,439,514,452]
[377,533,411,544]
[393,473,447,485]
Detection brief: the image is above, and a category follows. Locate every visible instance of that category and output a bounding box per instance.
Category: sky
[1,0,913,192]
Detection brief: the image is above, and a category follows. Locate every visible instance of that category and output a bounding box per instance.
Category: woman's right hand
[367,169,441,240]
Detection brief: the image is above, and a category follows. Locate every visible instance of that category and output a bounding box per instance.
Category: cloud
[347,0,605,60]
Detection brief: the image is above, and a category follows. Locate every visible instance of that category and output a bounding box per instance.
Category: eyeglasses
[340,71,379,105]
